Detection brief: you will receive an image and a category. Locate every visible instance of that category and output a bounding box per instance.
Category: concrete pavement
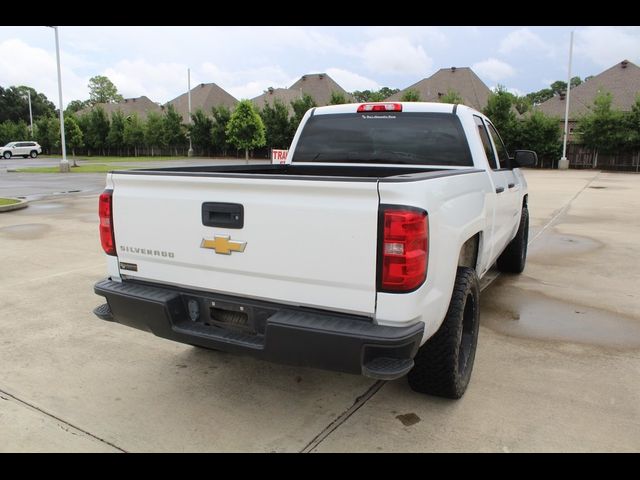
[0,169,639,452]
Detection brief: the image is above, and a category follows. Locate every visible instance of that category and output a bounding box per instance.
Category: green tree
[351,87,399,102]
[577,90,628,154]
[85,107,110,155]
[401,89,420,102]
[211,105,232,156]
[259,100,291,150]
[123,113,145,157]
[88,75,124,105]
[290,93,317,136]
[189,109,214,154]
[144,111,165,156]
[107,111,125,154]
[34,116,54,153]
[0,86,56,123]
[439,89,464,104]
[329,91,347,105]
[511,111,562,163]
[162,104,186,155]
[44,117,61,152]
[0,120,29,146]
[483,86,518,149]
[526,88,554,106]
[64,115,83,164]
[550,80,568,96]
[513,95,532,115]
[625,95,640,151]
[226,99,266,162]
[65,99,89,115]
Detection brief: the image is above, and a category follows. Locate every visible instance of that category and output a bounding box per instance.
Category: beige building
[77,96,163,120]
[166,82,238,121]
[386,67,491,110]
[251,87,303,113]
[288,73,354,105]
[534,60,640,142]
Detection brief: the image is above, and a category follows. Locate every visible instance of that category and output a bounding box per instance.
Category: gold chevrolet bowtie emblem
[201,235,247,255]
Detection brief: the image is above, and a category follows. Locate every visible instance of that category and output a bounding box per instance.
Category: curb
[0,198,29,212]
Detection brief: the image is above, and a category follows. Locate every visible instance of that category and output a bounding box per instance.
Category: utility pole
[187,68,193,157]
[48,26,69,172]
[558,30,574,171]
[27,90,33,137]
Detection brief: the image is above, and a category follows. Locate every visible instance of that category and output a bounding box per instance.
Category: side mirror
[513,150,538,168]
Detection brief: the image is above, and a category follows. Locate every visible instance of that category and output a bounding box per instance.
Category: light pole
[27,90,33,137]
[558,30,574,171]
[187,68,193,157]
[47,26,69,172]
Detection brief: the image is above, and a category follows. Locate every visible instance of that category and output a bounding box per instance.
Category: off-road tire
[407,267,480,399]
[497,206,529,274]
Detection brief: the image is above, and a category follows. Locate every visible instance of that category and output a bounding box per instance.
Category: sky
[1,26,639,108]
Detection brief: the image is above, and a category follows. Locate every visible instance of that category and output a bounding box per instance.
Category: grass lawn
[46,155,213,163]
[16,164,138,173]
[0,198,20,206]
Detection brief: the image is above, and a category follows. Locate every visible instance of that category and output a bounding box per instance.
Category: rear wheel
[408,267,480,399]
[3,151,10,159]
[30,150,38,158]
[497,206,529,274]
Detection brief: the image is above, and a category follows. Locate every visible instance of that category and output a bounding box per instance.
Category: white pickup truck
[93,102,536,399]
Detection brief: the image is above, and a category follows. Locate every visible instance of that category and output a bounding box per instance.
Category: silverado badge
[201,235,247,255]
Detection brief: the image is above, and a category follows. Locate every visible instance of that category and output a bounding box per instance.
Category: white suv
[1,141,42,159]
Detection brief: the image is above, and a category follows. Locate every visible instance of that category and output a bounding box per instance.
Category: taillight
[379,207,428,292]
[357,103,402,112]
[99,189,116,256]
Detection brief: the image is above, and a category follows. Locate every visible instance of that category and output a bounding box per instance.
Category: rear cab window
[292,112,473,166]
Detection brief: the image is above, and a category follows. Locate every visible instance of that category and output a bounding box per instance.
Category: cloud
[361,37,432,75]
[0,38,88,108]
[499,28,554,56]
[103,60,187,103]
[472,58,516,82]
[324,68,380,92]
[363,27,447,46]
[200,63,298,100]
[575,26,640,68]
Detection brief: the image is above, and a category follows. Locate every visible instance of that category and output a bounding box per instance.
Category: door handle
[202,202,244,229]
[508,183,516,189]
[495,186,505,194]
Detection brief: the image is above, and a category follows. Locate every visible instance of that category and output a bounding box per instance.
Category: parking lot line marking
[8,263,105,288]
[300,380,385,453]
[528,171,601,246]
[0,386,127,453]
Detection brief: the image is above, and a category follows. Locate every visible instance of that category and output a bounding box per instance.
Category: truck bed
[114,164,481,182]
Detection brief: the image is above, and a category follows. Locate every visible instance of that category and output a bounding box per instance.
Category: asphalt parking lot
[1,167,639,452]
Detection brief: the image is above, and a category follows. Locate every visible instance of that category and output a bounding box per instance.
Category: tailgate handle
[202,202,244,229]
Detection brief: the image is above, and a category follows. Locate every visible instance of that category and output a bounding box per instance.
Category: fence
[566,144,640,172]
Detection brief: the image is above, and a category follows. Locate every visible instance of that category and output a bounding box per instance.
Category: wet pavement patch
[528,231,602,265]
[0,223,52,239]
[482,278,640,349]
[396,413,421,427]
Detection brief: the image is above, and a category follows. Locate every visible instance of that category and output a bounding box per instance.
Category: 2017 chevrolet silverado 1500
[93,102,536,399]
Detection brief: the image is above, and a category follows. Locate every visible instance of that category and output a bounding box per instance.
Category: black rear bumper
[93,279,423,380]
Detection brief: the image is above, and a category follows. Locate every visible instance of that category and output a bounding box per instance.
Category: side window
[473,115,497,170]
[486,122,510,169]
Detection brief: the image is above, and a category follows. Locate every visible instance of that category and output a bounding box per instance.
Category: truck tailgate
[111,173,379,315]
